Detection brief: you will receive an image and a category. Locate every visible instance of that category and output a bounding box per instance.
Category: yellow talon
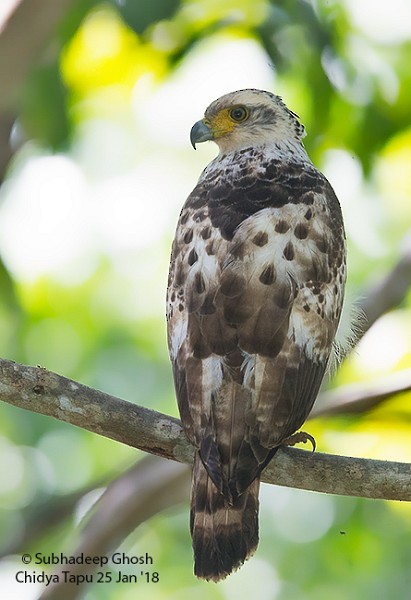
[282,431,316,452]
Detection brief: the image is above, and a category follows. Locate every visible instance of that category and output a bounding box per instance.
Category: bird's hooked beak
[190,119,213,149]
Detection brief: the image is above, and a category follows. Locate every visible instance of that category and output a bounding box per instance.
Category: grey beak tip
[190,120,212,149]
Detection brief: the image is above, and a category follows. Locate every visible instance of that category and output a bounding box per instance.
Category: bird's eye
[229,106,249,122]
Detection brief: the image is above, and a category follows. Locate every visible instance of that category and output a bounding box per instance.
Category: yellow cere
[209,109,239,137]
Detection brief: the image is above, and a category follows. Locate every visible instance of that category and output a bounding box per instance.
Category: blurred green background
[0,0,411,598]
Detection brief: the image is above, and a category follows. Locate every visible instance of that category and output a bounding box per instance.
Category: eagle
[166,89,346,581]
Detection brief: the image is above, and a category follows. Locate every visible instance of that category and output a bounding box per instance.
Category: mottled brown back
[167,90,346,581]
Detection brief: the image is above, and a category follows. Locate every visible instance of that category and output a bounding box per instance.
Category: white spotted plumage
[167,89,346,581]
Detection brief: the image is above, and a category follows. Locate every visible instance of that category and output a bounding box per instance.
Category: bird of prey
[166,89,346,581]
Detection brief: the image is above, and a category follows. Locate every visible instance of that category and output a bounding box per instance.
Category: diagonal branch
[0,478,108,558]
[1,357,411,501]
[38,455,190,600]
[313,368,411,418]
[308,235,411,417]
[0,0,79,113]
[358,233,411,335]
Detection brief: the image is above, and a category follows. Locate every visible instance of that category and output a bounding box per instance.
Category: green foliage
[20,63,72,150]
[112,0,180,34]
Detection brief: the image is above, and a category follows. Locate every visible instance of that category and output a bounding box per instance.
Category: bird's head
[190,89,306,154]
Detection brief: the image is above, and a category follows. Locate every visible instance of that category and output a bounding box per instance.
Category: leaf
[110,0,180,35]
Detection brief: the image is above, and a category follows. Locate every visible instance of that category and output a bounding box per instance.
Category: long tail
[190,452,260,582]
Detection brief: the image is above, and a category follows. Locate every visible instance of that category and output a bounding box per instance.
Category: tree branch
[307,237,411,419]
[0,479,108,558]
[0,358,189,460]
[358,234,411,335]
[1,357,411,501]
[312,369,411,418]
[0,0,62,165]
[0,0,79,113]
[38,455,190,600]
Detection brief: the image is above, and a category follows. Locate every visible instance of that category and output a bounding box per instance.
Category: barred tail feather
[190,453,260,582]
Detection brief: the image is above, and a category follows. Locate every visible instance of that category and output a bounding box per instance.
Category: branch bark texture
[1,358,411,502]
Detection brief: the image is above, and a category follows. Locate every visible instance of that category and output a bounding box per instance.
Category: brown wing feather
[167,148,346,579]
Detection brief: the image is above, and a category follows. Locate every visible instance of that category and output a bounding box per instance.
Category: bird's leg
[281,431,316,452]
